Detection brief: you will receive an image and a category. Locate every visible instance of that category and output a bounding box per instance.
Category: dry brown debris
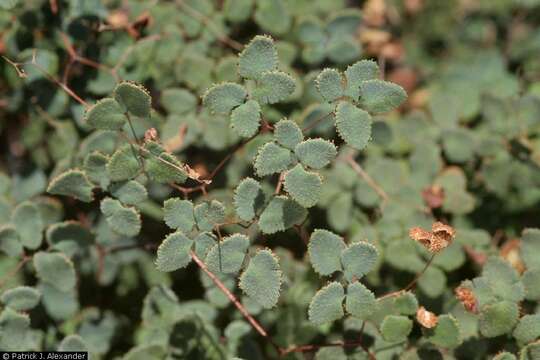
[409,221,456,253]
[416,306,438,328]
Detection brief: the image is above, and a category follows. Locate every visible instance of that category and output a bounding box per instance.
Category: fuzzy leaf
[295,138,337,169]
[33,251,76,292]
[0,226,22,257]
[308,282,344,325]
[113,82,151,118]
[344,60,380,100]
[274,119,303,150]
[47,169,94,202]
[479,301,519,338]
[107,146,140,182]
[308,229,346,275]
[523,269,540,300]
[161,88,197,115]
[145,152,187,184]
[205,234,249,273]
[394,292,418,315]
[1,286,41,311]
[202,83,247,114]
[239,249,282,308]
[513,314,540,346]
[12,201,43,249]
[316,68,344,102]
[341,242,378,281]
[163,198,195,232]
[83,151,110,189]
[238,35,277,79]
[194,232,218,259]
[100,198,141,237]
[253,71,296,104]
[0,308,30,351]
[521,228,540,270]
[194,200,226,231]
[110,180,147,205]
[345,282,377,320]
[234,178,265,221]
[45,221,93,257]
[335,101,372,150]
[283,164,322,208]
[230,99,261,138]
[359,80,407,114]
[381,315,413,343]
[58,335,88,352]
[155,231,194,272]
[85,98,126,130]
[426,314,462,348]
[258,196,307,234]
[254,142,292,177]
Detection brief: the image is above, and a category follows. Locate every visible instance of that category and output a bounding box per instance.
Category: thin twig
[190,251,282,355]
[281,339,376,359]
[176,0,243,51]
[345,153,389,202]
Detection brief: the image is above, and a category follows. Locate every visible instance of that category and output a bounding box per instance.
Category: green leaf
[258,196,307,234]
[100,198,141,237]
[359,79,407,113]
[224,0,254,23]
[45,221,93,257]
[308,229,346,275]
[0,225,22,257]
[394,292,418,315]
[194,200,226,231]
[233,178,265,221]
[0,308,30,351]
[194,232,218,259]
[83,151,110,189]
[163,198,195,232]
[239,249,282,308]
[47,169,94,202]
[202,82,247,114]
[521,228,540,270]
[113,81,152,118]
[316,68,344,102]
[230,99,261,138]
[274,119,303,150]
[345,282,377,320]
[380,315,413,343]
[482,257,524,303]
[145,152,187,184]
[295,138,337,169]
[1,286,41,311]
[253,71,296,104]
[84,98,126,130]
[335,101,372,150]
[155,231,194,272]
[283,164,322,208]
[493,352,517,360]
[254,142,292,177]
[479,301,519,338]
[426,314,462,348]
[107,146,140,182]
[523,269,540,301]
[344,60,380,100]
[238,35,278,80]
[12,201,43,249]
[33,251,76,292]
[58,335,88,352]
[341,242,378,281]
[308,282,344,325]
[110,180,148,205]
[205,234,249,273]
[513,314,540,346]
[161,88,197,115]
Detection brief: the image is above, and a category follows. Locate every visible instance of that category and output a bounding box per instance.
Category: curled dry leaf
[409,221,456,253]
[500,239,525,274]
[144,128,158,142]
[455,285,478,313]
[416,306,438,328]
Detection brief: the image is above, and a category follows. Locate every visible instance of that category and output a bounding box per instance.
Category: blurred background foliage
[0,0,539,359]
